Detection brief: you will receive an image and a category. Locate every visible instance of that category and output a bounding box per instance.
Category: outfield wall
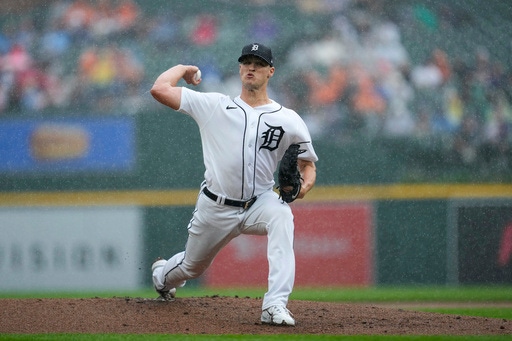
[3,113,510,193]
[1,185,511,291]
[1,114,511,290]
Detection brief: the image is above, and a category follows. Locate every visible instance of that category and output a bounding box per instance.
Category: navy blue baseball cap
[238,43,273,66]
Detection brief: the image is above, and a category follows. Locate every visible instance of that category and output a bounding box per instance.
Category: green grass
[3,285,509,302]
[414,307,512,320]
[1,286,511,340]
[290,286,512,303]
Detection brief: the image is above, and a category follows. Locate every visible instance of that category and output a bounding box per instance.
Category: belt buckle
[243,200,250,210]
[243,197,256,210]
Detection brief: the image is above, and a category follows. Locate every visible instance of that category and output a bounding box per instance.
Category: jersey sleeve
[178,87,227,126]
[291,110,319,163]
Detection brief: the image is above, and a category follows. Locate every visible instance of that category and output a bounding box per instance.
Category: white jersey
[179,87,318,200]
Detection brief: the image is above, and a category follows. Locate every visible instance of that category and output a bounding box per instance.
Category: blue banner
[0,117,135,173]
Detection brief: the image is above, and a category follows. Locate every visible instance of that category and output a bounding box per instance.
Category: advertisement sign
[0,117,135,173]
[0,207,143,291]
[205,203,374,287]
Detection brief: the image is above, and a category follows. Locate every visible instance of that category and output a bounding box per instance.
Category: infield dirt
[0,296,510,335]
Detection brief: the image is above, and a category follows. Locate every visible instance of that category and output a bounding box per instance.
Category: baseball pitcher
[150,42,318,326]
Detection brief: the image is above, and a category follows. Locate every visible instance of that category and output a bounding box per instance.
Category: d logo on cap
[238,42,274,67]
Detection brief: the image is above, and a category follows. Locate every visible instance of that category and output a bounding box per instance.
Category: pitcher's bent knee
[181,260,211,279]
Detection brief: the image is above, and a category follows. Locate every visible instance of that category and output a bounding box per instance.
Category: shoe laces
[270,305,293,317]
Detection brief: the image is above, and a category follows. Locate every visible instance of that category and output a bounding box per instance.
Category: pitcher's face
[239,56,274,91]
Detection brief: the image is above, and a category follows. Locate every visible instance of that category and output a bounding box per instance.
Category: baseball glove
[277,144,305,203]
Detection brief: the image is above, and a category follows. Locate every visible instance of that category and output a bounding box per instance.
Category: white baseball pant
[152,187,295,310]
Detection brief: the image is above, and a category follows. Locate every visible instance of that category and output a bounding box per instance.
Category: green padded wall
[376,200,448,285]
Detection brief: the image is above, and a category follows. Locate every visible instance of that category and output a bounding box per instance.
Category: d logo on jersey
[259,123,284,151]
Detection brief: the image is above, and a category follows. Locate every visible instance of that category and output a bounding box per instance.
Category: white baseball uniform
[152,87,318,310]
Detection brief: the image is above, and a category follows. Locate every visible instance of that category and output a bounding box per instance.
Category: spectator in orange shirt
[116,0,140,32]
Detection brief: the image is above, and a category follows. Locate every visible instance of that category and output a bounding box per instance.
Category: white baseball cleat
[261,305,296,326]
[151,258,176,301]
[154,287,176,301]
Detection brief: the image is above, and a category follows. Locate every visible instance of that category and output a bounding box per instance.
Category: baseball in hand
[194,69,201,81]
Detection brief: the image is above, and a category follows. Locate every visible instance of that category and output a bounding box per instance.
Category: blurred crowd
[0,0,144,115]
[277,1,512,170]
[0,0,511,168]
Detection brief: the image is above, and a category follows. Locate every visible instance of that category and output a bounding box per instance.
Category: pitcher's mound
[0,296,510,335]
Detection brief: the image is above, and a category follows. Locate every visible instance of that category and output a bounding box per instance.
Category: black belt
[202,187,257,210]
